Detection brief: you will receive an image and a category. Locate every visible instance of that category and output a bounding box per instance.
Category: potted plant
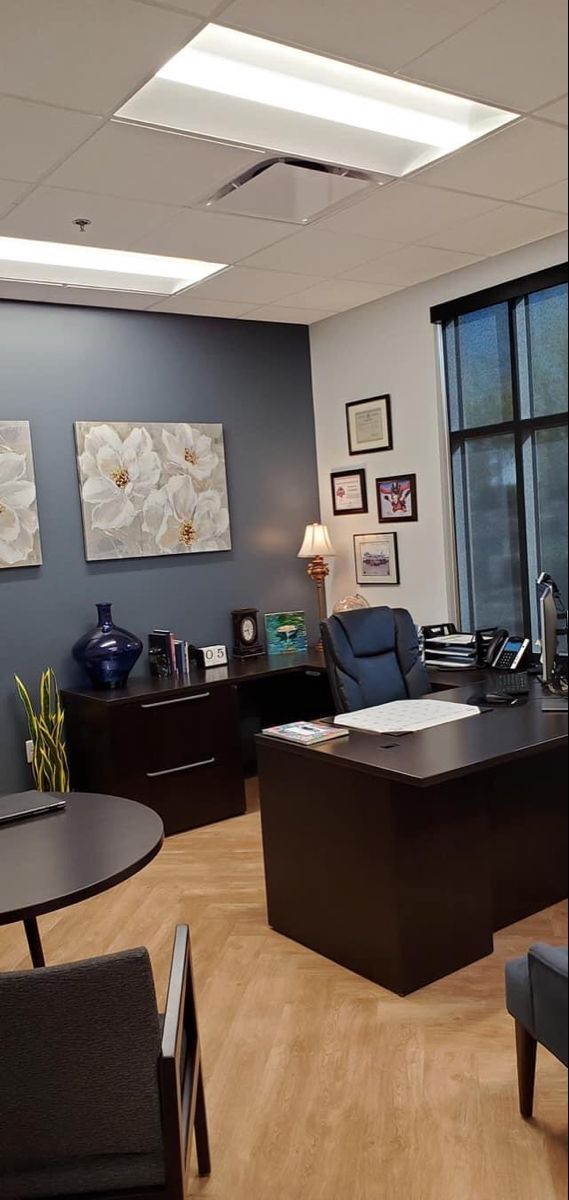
[15,668,70,793]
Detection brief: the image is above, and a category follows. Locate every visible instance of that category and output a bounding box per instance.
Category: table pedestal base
[24,916,46,968]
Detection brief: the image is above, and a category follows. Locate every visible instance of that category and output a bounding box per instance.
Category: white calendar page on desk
[334,699,480,734]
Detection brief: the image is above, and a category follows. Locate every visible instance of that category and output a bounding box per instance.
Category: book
[148,631,172,678]
[262,721,350,745]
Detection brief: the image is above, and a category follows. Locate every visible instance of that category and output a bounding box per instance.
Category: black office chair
[0,926,210,1199]
[321,607,430,713]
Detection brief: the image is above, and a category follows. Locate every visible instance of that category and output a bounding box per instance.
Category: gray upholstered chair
[505,942,568,1118]
[0,926,210,1198]
[321,606,430,713]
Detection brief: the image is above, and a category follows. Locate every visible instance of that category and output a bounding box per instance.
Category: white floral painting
[0,421,42,569]
[75,422,231,561]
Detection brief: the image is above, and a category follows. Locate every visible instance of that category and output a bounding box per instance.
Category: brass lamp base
[306,555,330,653]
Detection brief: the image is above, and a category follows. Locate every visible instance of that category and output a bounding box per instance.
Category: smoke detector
[202,159,385,225]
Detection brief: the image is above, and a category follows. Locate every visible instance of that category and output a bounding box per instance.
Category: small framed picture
[331,468,368,515]
[354,532,400,586]
[346,395,393,456]
[264,611,308,655]
[376,474,418,523]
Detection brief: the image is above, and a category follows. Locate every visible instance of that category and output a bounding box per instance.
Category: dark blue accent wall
[0,300,320,794]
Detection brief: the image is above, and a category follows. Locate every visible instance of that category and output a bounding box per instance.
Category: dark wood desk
[0,792,163,968]
[257,678,568,995]
[63,652,332,836]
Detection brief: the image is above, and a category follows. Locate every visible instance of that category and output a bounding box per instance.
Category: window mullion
[508,298,532,637]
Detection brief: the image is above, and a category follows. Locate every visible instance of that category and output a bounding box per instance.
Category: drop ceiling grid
[0,0,566,321]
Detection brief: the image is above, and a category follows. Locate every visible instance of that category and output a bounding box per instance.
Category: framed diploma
[331,469,368,515]
[346,395,393,455]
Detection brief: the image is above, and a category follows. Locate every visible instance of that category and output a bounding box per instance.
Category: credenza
[62,651,332,836]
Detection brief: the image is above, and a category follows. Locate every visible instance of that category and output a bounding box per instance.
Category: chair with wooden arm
[0,925,211,1199]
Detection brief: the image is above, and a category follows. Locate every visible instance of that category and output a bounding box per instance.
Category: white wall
[310,232,568,626]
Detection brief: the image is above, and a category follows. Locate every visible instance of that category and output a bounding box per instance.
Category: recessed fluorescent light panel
[0,238,227,295]
[116,25,518,177]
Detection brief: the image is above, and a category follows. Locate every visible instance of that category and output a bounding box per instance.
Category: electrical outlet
[26,739,34,764]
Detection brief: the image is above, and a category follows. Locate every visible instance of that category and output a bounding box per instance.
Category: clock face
[241,617,256,644]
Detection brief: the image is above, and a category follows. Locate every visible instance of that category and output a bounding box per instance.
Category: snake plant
[15,669,70,793]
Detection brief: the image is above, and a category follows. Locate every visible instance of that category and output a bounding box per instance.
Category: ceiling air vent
[202,159,385,225]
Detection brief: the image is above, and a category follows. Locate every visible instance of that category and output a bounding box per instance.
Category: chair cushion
[529,944,568,1067]
[0,1152,165,1198]
[505,954,535,1037]
[334,608,397,657]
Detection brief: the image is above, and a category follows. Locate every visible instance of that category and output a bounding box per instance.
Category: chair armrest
[162,924,190,1065]
[528,943,569,1068]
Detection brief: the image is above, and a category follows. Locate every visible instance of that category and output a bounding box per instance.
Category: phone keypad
[497,651,518,668]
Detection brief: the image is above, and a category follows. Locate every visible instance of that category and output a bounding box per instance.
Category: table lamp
[298,523,336,650]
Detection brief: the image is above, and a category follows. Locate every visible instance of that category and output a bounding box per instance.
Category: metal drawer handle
[147,757,215,779]
[141,693,210,709]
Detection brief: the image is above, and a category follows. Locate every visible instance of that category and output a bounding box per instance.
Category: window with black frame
[432,266,568,645]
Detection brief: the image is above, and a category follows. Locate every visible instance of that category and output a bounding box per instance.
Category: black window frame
[432,263,569,639]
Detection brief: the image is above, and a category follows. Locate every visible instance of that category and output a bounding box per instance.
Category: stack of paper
[423,632,479,670]
[334,699,479,734]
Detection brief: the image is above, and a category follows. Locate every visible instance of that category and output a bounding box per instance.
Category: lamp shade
[298,523,336,558]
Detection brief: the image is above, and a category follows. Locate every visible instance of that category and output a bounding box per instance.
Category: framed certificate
[346,395,393,455]
[331,469,368,515]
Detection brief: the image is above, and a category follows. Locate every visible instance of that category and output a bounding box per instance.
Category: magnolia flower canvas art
[0,421,42,569]
[75,421,231,561]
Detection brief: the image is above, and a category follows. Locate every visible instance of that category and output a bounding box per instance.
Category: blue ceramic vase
[73,603,142,689]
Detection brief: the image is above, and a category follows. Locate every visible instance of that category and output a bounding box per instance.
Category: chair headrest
[333,608,397,657]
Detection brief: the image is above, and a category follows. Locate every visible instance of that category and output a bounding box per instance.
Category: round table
[0,792,164,968]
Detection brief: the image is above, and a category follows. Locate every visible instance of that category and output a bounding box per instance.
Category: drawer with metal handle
[139,689,214,775]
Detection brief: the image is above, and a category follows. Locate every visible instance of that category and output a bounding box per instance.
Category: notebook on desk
[334,699,480,735]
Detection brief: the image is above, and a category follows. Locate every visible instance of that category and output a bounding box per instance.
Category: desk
[257,677,568,995]
[0,792,163,967]
[63,652,331,836]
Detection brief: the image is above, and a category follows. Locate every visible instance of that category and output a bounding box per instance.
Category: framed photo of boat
[354,533,400,586]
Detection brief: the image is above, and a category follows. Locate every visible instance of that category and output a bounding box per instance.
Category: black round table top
[0,792,164,925]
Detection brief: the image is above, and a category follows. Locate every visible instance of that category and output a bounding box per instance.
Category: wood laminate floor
[1,789,567,1200]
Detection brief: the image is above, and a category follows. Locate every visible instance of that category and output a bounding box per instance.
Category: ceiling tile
[401,0,568,112]
[317,182,498,242]
[422,204,568,256]
[188,266,325,303]
[415,120,568,200]
[150,294,254,316]
[45,123,264,207]
[282,279,400,312]
[243,305,334,324]
[0,187,179,248]
[0,98,101,184]
[0,0,198,115]
[0,180,30,219]
[534,96,568,126]
[520,181,568,214]
[218,0,499,74]
[0,281,156,308]
[241,229,401,276]
[133,207,295,260]
[140,0,225,14]
[342,245,481,286]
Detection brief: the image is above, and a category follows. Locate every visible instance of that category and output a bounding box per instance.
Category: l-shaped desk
[257,673,568,995]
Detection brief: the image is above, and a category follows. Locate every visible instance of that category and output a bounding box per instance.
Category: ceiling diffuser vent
[202,159,383,225]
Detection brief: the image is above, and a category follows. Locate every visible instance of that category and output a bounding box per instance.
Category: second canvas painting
[75,422,231,562]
